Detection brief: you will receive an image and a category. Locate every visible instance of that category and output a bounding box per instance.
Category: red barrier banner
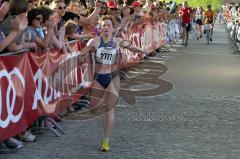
[120,22,167,68]
[0,46,90,141]
[0,22,167,142]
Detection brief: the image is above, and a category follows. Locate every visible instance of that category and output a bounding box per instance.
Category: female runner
[81,15,146,151]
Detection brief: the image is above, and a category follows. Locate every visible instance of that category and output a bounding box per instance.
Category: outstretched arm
[77,1,101,27]
[203,11,206,24]
[86,1,101,21]
[80,38,96,55]
[119,39,147,55]
[127,46,146,54]
[78,38,97,81]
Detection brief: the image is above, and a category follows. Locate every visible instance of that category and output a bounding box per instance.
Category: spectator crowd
[0,0,219,154]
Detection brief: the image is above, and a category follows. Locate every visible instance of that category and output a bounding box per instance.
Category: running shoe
[210,38,213,41]
[19,131,36,142]
[101,140,110,152]
[3,138,18,149]
[0,143,9,154]
[44,119,56,128]
[4,137,23,149]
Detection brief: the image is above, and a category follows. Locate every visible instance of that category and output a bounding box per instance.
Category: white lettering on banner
[64,52,83,95]
[161,23,168,41]
[129,32,140,48]
[32,68,66,110]
[141,26,153,50]
[0,68,25,128]
[32,69,44,110]
[126,32,140,60]
[0,52,86,128]
[32,52,83,110]
[53,70,62,100]
[158,24,163,40]
[153,25,161,47]
[44,77,53,106]
[60,52,81,95]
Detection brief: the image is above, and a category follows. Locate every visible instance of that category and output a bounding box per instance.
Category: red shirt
[180,7,192,24]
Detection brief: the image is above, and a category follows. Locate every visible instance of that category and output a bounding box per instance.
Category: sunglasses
[72,4,80,7]
[58,6,67,10]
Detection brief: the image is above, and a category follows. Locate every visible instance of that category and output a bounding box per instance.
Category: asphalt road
[2,23,240,159]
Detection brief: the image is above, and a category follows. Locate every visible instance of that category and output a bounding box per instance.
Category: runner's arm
[80,38,97,55]
[76,38,96,65]
[127,45,146,54]
[179,9,183,17]
[118,38,147,55]
[203,11,206,24]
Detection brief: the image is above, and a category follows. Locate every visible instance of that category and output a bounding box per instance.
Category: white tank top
[95,37,118,65]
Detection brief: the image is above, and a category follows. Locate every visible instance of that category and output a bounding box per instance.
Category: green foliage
[166,0,223,10]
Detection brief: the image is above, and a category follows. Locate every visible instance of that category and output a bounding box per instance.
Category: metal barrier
[225,17,240,54]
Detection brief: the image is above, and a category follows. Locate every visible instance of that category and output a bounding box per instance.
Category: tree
[171,0,223,10]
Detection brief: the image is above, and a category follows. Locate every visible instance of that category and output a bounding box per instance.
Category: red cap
[131,1,142,7]
[107,1,117,9]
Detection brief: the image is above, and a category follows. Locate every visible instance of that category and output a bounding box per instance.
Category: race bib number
[96,47,117,64]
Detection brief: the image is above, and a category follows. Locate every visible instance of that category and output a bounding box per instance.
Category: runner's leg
[210,23,214,40]
[200,24,202,37]
[182,26,186,45]
[196,23,200,39]
[185,24,190,46]
[103,76,120,141]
